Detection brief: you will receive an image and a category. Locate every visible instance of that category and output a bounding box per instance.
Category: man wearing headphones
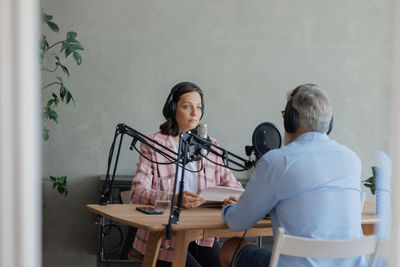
[220,84,365,267]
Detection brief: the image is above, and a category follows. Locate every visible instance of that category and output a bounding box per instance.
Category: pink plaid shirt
[130,132,242,262]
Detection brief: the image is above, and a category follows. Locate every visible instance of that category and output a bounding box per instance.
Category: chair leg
[257,236,263,248]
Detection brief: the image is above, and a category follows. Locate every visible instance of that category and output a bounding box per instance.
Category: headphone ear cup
[284,107,299,133]
[163,85,180,119]
[162,98,176,119]
[162,96,172,118]
[169,101,177,119]
[326,116,334,135]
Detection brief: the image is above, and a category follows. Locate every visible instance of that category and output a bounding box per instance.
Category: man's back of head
[283,84,333,144]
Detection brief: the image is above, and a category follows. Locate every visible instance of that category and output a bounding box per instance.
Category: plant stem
[41,66,59,72]
[42,82,62,90]
[47,40,64,50]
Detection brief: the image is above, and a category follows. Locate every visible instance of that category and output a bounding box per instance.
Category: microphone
[197,123,208,164]
[246,122,282,160]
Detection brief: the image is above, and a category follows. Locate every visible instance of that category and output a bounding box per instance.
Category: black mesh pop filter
[252,122,282,159]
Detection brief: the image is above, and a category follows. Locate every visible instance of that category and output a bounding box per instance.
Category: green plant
[363,166,376,195]
[41,10,84,196]
[49,176,68,196]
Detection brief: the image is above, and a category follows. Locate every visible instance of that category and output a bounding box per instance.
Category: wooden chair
[368,239,390,267]
[120,190,132,204]
[269,227,377,267]
[120,190,168,266]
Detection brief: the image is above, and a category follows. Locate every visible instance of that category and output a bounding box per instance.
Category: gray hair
[289,84,332,133]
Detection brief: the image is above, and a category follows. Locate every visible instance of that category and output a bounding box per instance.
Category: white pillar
[389,0,400,266]
[0,0,42,266]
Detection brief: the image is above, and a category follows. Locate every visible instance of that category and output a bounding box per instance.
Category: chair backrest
[120,190,132,204]
[368,239,390,267]
[269,227,377,267]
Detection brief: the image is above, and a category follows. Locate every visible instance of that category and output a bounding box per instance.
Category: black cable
[230,230,248,267]
[131,143,176,165]
[179,162,204,173]
[131,142,205,173]
[204,155,248,172]
[101,221,124,255]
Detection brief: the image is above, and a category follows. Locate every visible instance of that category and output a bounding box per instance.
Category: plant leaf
[66,31,77,40]
[73,52,82,65]
[65,91,71,104]
[60,65,70,76]
[65,90,75,104]
[42,13,53,23]
[43,126,50,141]
[60,86,67,100]
[46,21,59,32]
[71,43,84,51]
[363,176,375,183]
[56,76,63,82]
[49,110,58,123]
[60,42,67,53]
[50,176,68,197]
[40,35,49,50]
[65,45,73,58]
[67,38,79,43]
[51,93,59,106]
[44,107,58,123]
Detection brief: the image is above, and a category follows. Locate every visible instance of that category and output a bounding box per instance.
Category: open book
[199,186,245,207]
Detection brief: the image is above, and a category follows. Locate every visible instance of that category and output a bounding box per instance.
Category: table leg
[172,230,203,267]
[142,231,165,267]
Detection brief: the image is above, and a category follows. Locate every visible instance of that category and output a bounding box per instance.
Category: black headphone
[283,84,333,135]
[162,82,204,120]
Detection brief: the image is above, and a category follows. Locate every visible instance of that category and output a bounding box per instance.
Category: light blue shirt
[222,132,365,267]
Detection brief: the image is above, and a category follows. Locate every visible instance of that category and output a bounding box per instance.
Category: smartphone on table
[136,206,164,215]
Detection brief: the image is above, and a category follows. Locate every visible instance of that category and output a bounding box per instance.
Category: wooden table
[87,202,377,267]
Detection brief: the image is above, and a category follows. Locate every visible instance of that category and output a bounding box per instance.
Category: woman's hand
[178,191,205,209]
[223,196,240,207]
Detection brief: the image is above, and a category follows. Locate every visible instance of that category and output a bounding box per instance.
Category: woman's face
[175,92,202,133]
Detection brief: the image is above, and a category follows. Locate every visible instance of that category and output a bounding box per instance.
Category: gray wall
[41,0,394,266]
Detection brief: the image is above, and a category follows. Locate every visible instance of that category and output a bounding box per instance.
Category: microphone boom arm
[188,132,255,171]
[100,123,255,245]
[100,123,179,205]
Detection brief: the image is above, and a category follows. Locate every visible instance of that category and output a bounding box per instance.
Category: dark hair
[160,82,204,136]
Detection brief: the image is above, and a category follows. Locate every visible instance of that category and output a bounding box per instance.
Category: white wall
[1,0,42,266]
[41,0,395,266]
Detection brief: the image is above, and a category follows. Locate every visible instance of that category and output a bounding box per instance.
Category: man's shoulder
[261,147,287,166]
[262,138,360,163]
[328,139,360,161]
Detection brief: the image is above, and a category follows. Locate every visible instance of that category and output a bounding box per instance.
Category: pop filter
[248,122,282,159]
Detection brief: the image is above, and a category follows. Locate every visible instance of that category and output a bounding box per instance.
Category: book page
[199,186,244,205]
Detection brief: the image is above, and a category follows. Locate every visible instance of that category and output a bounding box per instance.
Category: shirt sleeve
[222,158,279,231]
[130,142,157,204]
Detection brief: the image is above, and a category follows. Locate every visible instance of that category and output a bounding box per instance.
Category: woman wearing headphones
[130,82,242,267]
